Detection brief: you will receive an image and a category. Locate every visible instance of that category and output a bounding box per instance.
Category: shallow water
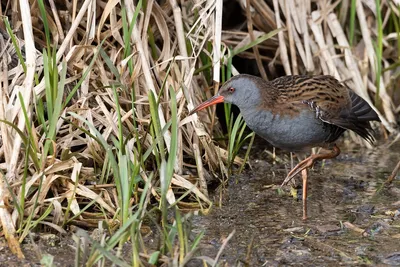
[190,141,400,266]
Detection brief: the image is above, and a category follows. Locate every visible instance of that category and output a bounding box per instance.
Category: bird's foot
[281,157,315,186]
[281,145,341,186]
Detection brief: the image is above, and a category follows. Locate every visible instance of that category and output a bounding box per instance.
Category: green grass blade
[166,86,178,184]
[37,0,51,48]
[231,28,282,57]
[3,18,26,72]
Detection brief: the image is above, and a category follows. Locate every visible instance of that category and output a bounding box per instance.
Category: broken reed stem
[212,229,236,266]
[385,160,400,185]
[193,143,208,197]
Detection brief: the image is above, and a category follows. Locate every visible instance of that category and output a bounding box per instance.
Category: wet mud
[190,141,400,266]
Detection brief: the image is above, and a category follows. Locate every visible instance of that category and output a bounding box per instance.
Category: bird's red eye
[228,87,235,93]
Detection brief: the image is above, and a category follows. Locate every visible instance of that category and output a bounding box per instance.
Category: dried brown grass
[0,0,399,260]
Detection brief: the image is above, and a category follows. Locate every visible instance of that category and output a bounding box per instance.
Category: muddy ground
[189,140,400,266]
[0,140,399,266]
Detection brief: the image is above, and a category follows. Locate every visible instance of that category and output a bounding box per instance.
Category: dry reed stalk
[249,0,276,31]
[125,1,172,154]
[213,0,223,83]
[301,1,314,72]
[310,11,340,78]
[193,143,209,197]
[8,0,36,181]
[0,40,11,163]
[0,173,23,258]
[1,0,36,256]
[284,0,298,75]
[327,13,395,131]
[245,0,268,80]
[273,0,291,74]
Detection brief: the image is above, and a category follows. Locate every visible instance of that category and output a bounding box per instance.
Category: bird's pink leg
[301,169,308,220]
[281,145,341,186]
[282,145,341,220]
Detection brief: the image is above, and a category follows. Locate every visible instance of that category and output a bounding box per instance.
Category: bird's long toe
[281,159,314,186]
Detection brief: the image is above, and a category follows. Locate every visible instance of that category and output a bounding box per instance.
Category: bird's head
[189,74,263,115]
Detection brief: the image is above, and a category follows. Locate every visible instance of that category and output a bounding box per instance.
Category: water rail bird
[189,74,380,219]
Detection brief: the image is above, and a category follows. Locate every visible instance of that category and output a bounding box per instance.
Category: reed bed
[0,0,398,265]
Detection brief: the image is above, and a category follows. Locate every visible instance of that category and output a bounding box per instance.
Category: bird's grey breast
[242,108,335,151]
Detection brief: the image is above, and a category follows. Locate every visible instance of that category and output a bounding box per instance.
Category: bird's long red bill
[189,95,224,115]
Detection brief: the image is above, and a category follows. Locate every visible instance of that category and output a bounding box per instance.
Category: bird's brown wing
[299,82,379,143]
[317,89,379,143]
[271,75,379,143]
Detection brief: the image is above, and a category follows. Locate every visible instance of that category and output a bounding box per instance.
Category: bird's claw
[281,169,302,186]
